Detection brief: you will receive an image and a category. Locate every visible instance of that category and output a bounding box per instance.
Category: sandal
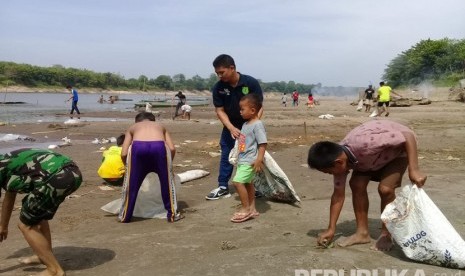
[230,212,253,223]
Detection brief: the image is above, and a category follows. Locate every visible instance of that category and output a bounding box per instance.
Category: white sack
[228,142,300,203]
[381,184,465,268]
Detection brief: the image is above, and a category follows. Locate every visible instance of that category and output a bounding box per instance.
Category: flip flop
[251,211,260,218]
[230,212,253,223]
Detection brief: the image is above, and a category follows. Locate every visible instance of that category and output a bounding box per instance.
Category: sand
[0,89,464,275]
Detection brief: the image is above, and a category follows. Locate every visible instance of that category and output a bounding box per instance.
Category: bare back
[129,121,166,141]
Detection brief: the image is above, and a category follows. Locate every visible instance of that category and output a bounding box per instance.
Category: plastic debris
[318,114,335,119]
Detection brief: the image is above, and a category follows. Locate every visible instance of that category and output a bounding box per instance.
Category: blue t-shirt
[72,89,79,101]
[212,73,263,129]
[237,120,267,165]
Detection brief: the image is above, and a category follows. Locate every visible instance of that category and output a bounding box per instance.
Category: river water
[0,92,176,153]
[0,92,160,124]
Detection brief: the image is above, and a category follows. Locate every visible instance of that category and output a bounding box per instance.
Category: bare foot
[370,233,393,251]
[18,255,42,265]
[337,233,371,247]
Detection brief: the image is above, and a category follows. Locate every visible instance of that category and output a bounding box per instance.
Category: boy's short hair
[135,112,156,122]
[379,81,385,86]
[66,85,72,89]
[213,54,235,69]
[240,93,262,111]
[307,141,344,170]
[116,134,125,146]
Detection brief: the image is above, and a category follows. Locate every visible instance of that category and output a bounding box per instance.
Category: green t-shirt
[0,149,73,193]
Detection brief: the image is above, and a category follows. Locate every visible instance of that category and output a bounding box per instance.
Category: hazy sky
[1,0,464,86]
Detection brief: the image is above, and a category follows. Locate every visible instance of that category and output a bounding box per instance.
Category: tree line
[0,61,316,93]
[383,38,465,88]
[3,38,462,93]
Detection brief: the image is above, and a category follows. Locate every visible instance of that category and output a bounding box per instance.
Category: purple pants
[118,141,178,222]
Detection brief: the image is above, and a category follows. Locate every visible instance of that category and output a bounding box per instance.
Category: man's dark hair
[240,93,262,111]
[307,141,343,170]
[379,81,385,86]
[135,112,156,122]
[116,134,125,146]
[66,85,72,89]
[213,54,235,69]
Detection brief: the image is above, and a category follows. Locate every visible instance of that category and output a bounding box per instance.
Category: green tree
[154,75,173,90]
[383,38,465,87]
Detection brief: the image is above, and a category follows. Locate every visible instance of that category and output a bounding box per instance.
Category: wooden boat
[0,101,26,104]
[134,99,210,108]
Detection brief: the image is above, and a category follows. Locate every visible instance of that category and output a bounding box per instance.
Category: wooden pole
[304,121,307,139]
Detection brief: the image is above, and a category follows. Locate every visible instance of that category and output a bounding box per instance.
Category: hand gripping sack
[381,184,465,268]
[228,140,239,165]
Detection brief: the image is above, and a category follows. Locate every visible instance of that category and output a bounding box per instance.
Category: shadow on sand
[1,246,115,274]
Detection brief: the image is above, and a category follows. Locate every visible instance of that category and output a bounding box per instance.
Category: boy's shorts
[352,157,408,187]
[20,163,82,226]
[377,101,390,107]
[232,164,255,184]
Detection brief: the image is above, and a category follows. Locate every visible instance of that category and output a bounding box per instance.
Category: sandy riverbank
[0,90,464,275]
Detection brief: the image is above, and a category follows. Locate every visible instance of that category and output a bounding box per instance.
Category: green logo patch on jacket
[242,87,249,95]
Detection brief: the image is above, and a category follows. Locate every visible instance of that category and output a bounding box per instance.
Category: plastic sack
[228,142,300,203]
[381,184,465,268]
[101,173,181,219]
[253,151,300,203]
[356,99,364,111]
[228,140,239,165]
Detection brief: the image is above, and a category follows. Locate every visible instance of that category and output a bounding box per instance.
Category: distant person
[230,94,267,223]
[377,82,402,117]
[108,95,115,104]
[206,54,263,200]
[292,90,299,106]
[181,104,192,120]
[66,85,81,117]
[281,93,288,107]
[364,85,375,112]
[119,112,183,223]
[307,93,315,108]
[307,120,427,251]
[97,134,126,186]
[98,95,106,104]
[0,148,82,276]
[172,91,187,120]
[145,102,153,113]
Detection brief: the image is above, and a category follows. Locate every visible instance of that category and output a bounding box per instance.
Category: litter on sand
[318,114,335,119]
[369,110,378,117]
[64,119,82,125]
[208,152,221,157]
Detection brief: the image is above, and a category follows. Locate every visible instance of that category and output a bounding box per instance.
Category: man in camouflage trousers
[0,148,82,276]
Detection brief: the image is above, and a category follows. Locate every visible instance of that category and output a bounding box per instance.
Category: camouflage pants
[20,163,82,226]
